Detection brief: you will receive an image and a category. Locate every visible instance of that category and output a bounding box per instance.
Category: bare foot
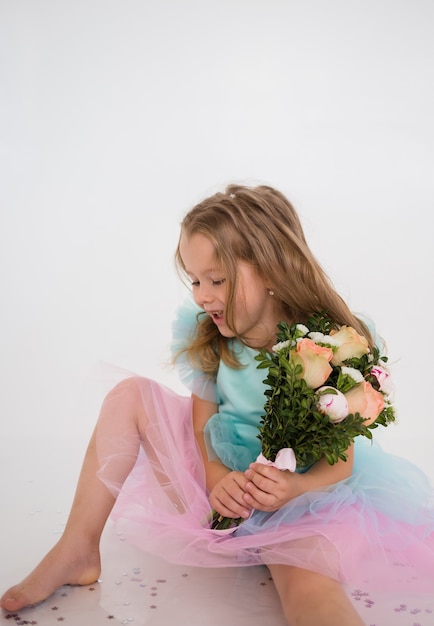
[0,537,101,612]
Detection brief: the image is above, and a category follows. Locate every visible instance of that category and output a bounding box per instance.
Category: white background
[1,0,433,475]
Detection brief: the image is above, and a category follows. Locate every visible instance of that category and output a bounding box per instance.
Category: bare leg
[268,564,364,626]
[1,378,146,611]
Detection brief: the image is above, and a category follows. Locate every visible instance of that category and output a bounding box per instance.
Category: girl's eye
[190,278,226,288]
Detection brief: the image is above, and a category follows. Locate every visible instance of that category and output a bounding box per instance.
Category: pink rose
[370,365,393,395]
[316,386,349,423]
[345,381,385,425]
[291,338,333,389]
[329,326,369,366]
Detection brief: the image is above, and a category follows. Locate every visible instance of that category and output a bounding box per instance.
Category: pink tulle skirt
[95,375,434,592]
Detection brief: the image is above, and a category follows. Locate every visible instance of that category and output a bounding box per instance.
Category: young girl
[2,184,434,626]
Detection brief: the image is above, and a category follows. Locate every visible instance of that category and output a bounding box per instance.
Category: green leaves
[254,312,395,470]
[209,312,396,532]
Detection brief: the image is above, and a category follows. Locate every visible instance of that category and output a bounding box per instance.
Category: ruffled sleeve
[170,296,218,403]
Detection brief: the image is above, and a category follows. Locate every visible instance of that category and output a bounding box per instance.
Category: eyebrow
[184,266,221,275]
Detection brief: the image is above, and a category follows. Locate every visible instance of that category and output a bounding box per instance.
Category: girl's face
[179,232,285,349]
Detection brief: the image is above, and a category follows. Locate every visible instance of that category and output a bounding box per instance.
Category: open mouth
[210,310,224,321]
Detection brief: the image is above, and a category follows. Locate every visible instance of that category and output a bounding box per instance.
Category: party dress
[97,296,434,592]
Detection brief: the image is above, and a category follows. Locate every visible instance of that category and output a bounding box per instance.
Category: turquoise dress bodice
[171,296,267,471]
[204,344,267,471]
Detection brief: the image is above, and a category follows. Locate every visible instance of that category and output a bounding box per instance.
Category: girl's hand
[209,471,252,520]
[242,448,354,512]
[243,463,303,512]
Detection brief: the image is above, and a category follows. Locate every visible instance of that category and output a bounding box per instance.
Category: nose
[195,283,213,308]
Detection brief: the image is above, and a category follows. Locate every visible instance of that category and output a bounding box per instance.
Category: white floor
[1,435,434,626]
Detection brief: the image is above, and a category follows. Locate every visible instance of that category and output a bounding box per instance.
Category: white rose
[272,339,291,352]
[341,366,364,383]
[296,324,309,336]
[308,331,329,344]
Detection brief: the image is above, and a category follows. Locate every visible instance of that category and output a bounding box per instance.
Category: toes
[1,595,21,611]
[1,588,40,612]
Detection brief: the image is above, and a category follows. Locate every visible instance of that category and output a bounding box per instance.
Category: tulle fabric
[96,374,434,593]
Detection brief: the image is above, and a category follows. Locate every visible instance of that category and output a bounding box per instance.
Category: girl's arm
[243,445,355,513]
[192,394,251,519]
[192,393,230,491]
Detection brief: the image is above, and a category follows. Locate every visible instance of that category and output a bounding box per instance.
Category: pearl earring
[269,290,275,296]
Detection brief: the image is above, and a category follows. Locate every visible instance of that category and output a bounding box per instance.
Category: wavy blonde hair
[174,184,373,379]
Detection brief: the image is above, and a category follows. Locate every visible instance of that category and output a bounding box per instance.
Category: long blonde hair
[175,184,373,378]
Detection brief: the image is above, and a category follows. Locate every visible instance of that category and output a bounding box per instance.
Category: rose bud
[316,386,349,423]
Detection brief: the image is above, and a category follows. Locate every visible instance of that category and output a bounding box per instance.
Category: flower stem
[210,511,243,531]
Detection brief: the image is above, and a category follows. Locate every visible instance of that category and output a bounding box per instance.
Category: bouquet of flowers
[210,311,396,531]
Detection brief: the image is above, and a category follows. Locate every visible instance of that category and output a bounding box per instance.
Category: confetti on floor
[1,437,433,625]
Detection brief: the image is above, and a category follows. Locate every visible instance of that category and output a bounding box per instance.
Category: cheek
[234,272,267,318]
[190,288,203,309]
[239,290,266,319]
[192,293,200,307]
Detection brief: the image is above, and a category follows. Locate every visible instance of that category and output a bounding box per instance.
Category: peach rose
[344,381,385,425]
[329,326,369,366]
[291,338,333,389]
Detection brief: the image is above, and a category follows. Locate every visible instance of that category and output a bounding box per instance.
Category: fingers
[243,464,288,511]
[245,463,281,490]
[209,473,251,519]
[210,466,292,517]
[243,482,276,510]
